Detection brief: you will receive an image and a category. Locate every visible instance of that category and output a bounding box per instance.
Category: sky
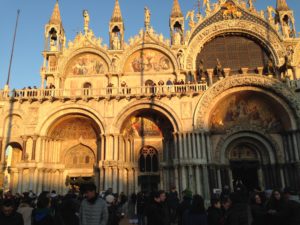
[0,0,299,89]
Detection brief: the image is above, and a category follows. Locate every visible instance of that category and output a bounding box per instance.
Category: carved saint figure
[203,0,211,14]
[248,0,256,10]
[177,51,184,69]
[144,7,151,29]
[186,10,195,29]
[267,6,276,24]
[215,58,224,77]
[112,33,121,50]
[83,10,90,34]
[174,31,182,45]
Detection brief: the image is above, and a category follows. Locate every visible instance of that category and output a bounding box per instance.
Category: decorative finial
[203,0,211,15]
[111,0,123,22]
[144,7,151,31]
[83,10,90,34]
[248,0,256,11]
[50,0,62,24]
[276,0,289,11]
[171,0,183,17]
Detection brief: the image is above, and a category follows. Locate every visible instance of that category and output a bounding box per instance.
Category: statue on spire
[83,10,90,34]
[248,0,256,11]
[144,7,151,30]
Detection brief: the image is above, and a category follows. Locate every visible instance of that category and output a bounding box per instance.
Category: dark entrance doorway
[139,175,160,192]
[139,146,160,192]
[230,160,259,192]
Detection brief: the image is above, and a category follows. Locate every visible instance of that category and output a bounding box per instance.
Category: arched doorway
[3,142,22,193]
[139,146,159,192]
[229,144,259,192]
[120,108,175,192]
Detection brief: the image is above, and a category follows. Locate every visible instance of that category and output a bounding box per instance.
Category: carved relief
[229,145,258,161]
[124,49,173,73]
[65,53,108,76]
[221,1,242,19]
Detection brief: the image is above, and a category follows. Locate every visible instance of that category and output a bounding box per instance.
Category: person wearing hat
[79,183,108,225]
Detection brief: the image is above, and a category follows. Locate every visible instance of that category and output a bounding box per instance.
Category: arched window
[139,146,159,173]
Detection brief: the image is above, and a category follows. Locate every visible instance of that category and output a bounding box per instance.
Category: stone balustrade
[0,83,208,101]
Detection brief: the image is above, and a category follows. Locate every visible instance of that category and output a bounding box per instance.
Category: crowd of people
[0,183,300,225]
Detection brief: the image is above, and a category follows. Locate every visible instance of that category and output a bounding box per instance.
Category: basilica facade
[0,0,300,199]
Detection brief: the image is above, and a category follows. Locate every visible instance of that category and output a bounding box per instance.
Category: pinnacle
[49,1,62,24]
[111,0,123,22]
[171,0,183,18]
[276,0,290,11]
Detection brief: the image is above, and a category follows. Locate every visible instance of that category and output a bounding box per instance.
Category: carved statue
[204,0,211,14]
[177,51,184,69]
[174,31,182,45]
[282,19,291,38]
[83,10,90,34]
[215,58,224,77]
[186,10,195,29]
[267,6,276,24]
[248,0,256,10]
[144,7,151,30]
[112,33,121,50]
[265,59,275,76]
[198,60,205,81]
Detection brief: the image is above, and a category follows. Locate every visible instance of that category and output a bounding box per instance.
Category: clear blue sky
[0,0,299,89]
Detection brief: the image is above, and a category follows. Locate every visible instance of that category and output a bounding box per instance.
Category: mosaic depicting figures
[66,53,108,75]
[50,118,97,139]
[65,144,95,169]
[125,49,173,73]
[122,117,162,137]
[210,93,282,132]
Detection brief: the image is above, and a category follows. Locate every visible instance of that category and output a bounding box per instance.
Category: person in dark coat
[137,192,146,225]
[167,187,179,224]
[145,191,164,225]
[183,195,207,225]
[177,190,192,225]
[207,197,224,225]
[0,199,24,225]
[283,188,300,225]
[250,193,267,225]
[266,189,288,225]
[59,191,80,225]
[31,192,55,225]
[159,190,170,225]
[224,192,248,225]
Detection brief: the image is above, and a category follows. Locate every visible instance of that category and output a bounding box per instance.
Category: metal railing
[0,83,208,101]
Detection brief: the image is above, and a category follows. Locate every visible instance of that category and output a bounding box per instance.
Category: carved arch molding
[194,75,300,130]
[186,20,286,70]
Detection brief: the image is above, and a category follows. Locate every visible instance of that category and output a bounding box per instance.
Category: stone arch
[120,43,180,73]
[2,114,23,140]
[186,20,286,71]
[112,100,182,133]
[37,104,105,136]
[193,75,300,130]
[60,47,112,77]
[216,130,279,165]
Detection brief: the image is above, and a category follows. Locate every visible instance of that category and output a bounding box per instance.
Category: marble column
[17,168,23,193]
[217,167,222,188]
[201,132,207,161]
[228,167,234,191]
[113,135,119,161]
[178,133,183,159]
[195,165,202,195]
[37,169,43,194]
[188,166,194,191]
[31,136,38,161]
[202,165,210,200]
[22,136,28,160]
[187,133,192,159]
[174,166,179,192]
[100,135,105,161]
[196,133,202,159]
[134,168,139,193]
[160,168,164,190]
[205,134,212,162]
[0,138,3,163]
[292,132,299,161]
[181,166,187,190]
[173,133,178,159]
[279,165,285,188]
[29,168,35,191]
[257,166,265,190]
[59,170,64,194]
[192,133,197,159]
[112,167,118,192]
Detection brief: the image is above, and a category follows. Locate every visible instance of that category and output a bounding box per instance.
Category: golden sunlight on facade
[0,0,300,200]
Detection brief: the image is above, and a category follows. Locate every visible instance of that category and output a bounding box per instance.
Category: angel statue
[83,10,90,34]
[186,10,195,29]
[267,6,276,24]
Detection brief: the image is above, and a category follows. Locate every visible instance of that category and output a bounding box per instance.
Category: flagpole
[5,9,20,90]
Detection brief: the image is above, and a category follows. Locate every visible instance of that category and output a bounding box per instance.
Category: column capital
[21,135,29,141]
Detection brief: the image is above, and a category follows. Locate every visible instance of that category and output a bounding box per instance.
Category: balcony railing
[0,83,208,101]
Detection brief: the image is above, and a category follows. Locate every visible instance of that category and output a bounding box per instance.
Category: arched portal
[3,142,22,193]
[46,114,101,191]
[120,108,175,192]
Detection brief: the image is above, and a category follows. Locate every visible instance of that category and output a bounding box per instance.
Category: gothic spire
[276,0,290,11]
[49,0,62,24]
[111,0,123,22]
[171,0,183,18]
